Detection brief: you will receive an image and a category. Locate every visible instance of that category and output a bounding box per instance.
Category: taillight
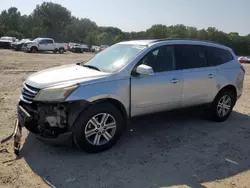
[239,58,245,63]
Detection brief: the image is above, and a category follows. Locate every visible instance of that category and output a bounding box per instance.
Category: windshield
[19,39,29,43]
[84,43,146,73]
[33,38,41,42]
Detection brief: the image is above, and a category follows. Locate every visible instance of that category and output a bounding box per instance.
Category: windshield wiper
[76,61,101,71]
[80,63,101,71]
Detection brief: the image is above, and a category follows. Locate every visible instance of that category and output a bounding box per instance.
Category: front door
[38,39,47,50]
[130,45,183,117]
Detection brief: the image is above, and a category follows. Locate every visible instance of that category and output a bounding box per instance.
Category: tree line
[0,2,250,55]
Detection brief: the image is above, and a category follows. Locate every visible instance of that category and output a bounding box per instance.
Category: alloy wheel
[84,113,117,146]
[217,95,232,117]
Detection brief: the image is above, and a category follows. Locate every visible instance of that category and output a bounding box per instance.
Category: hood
[13,40,31,45]
[25,64,110,89]
[12,42,21,45]
[24,41,37,44]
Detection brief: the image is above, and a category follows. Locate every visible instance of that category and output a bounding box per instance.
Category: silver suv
[17,39,245,153]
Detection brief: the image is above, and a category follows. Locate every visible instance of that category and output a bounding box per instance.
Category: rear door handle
[208,74,214,79]
[170,78,180,84]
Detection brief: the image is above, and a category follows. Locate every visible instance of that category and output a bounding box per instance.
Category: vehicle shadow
[34,51,68,55]
[18,51,69,55]
[20,108,250,188]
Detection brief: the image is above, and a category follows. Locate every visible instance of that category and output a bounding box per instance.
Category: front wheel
[73,103,124,153]
[30,47,37,53]
[209,90,236,122]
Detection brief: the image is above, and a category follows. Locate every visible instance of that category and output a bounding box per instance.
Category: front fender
[66,78,130,115]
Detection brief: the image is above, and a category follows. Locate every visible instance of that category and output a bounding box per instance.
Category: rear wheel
[74,103,124,153]
[59,48,64,54]
[209,89,236,122]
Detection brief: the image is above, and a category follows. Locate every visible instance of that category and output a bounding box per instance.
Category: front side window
[39,40,46,44]
[206,46,233,66]
[139,45,175,73]
[175,45,207,69]
[84,43,146,73]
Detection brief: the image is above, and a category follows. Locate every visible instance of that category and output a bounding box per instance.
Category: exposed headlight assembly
[34,84,79,102]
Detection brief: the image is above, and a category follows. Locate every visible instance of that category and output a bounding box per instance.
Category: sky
[1,0,250,35]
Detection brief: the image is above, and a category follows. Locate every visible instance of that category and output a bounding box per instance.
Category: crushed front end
[15,82,88,148]
[19,100,72,143]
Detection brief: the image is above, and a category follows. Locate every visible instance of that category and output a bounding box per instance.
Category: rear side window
[46,40,53,44]
[205,46,233,66]
[174,45,207,69]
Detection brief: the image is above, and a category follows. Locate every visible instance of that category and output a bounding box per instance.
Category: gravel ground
[0,50,250,188]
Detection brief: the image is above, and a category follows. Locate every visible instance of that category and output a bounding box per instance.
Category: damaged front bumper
[18,101,74,145]
[1,99,89,155]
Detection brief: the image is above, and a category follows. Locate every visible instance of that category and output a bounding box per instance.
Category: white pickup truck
[23,38,68,53]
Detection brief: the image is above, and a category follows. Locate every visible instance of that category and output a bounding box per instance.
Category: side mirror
[135,64,154,76]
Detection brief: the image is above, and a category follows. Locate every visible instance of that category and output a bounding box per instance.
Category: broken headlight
[34,84,79,102]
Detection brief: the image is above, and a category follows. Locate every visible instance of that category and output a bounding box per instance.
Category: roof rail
[149,38,223,45]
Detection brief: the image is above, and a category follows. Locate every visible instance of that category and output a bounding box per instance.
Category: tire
[53,49,58,54]
[208,89,236,122]
[73,103,124,153]
[59,48,64,54]
[30,47,37,53]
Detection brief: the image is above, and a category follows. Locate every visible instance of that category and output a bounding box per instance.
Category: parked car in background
[12,38,32,51]
[23,38,68,53]
[238,56,250,63]
[99,45,109,52]
[16,39,244,153]
[0,36,17,49]
[91,45,100,53]
[68,42,78,49]
[69,44,89,53]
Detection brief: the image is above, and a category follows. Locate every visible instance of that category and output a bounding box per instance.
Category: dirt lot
[0,49,250,188]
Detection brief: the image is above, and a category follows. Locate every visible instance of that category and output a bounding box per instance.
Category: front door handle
[208,74,214,79]
[170,78,180,84]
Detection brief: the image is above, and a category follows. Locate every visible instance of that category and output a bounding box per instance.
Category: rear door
[174,45,217,107]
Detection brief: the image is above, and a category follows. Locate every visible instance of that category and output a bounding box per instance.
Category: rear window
[206,46,233,66]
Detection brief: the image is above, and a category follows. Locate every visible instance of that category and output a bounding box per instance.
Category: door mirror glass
[136,64,154,75]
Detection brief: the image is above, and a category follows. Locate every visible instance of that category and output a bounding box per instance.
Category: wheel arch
[216,84,237,105]
[218,84,237,97]
[68,97,129,129]
[91,98,129,121]
[31,46,38,50]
